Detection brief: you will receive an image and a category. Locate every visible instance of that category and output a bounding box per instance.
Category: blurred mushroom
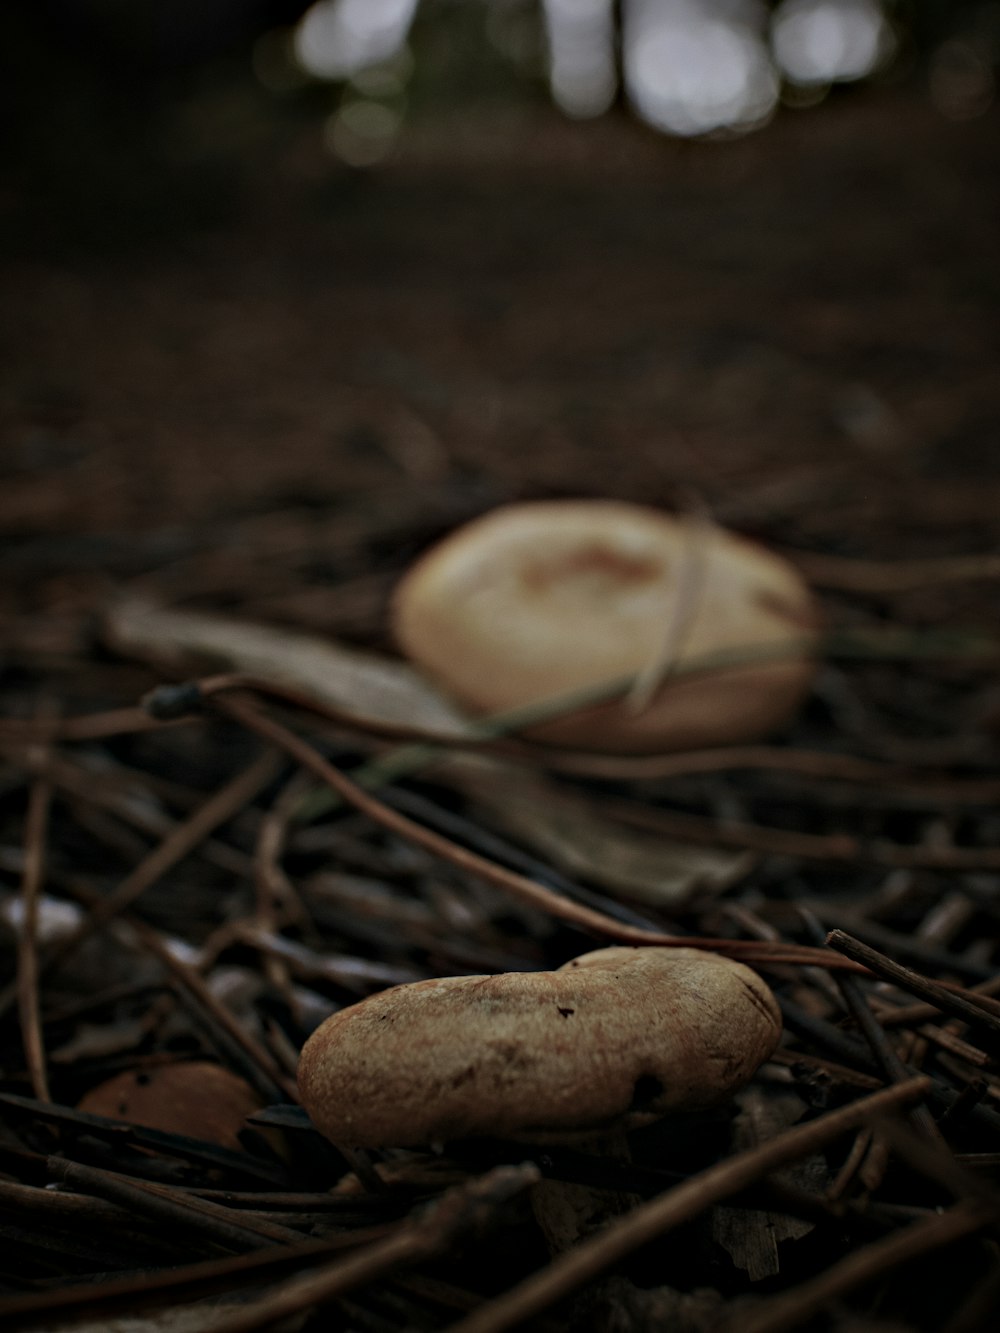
[77,1060,264,1151]
[391,500,820,753]
[297,946,781,1149]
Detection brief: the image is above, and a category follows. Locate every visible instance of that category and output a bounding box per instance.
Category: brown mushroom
[77,1061,263,1151]
[391,500,820,753]
[297,946,782,1149]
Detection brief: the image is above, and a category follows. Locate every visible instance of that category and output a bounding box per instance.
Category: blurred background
[3,1,999,234]
[1,0,998,679]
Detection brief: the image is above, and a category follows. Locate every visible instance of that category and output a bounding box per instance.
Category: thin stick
[837,979,943,1143]
[48,1159,302,1253]
[826,930,1000,1044]
[16,738,54,1102]
[810,905,997,984]
[252,771,314,1012]
[799,911,943,1143]
[444,1078,932,1333]
[875,973,1000,1029]
[826,1126,875,1200]
[210,695,866,973]
[45,748,282,977]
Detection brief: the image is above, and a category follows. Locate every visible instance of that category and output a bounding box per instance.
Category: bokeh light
[282,0,990,147]
[294,0,419,81]
[542,0,618,119]
[325,98,404,165]
[623,0,778,137]
[771,0,893,87]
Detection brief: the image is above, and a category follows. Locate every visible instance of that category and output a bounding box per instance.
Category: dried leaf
[431,754,753,906]
[712,1087,823,1280]
[103,596,476,741]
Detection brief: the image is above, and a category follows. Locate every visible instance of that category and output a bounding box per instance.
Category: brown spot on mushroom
[520,545,663,592]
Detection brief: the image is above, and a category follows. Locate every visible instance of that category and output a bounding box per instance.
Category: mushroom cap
[76,1061,263,1151]
[391,500,820,753]
[297,946,782,1148]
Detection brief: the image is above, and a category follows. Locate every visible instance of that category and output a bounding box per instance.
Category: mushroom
[298,947,781,1252]
[391,500,820,753]
[296,946,782,1150]
[77,1061,264,1152]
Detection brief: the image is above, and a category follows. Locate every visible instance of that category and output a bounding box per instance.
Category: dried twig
[252,769,316,1013]
[826,931,1000,1045]
[799,911,944,1144]
[48,1158,303,1253]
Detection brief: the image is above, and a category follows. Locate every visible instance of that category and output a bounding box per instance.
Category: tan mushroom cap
[297,947,782,1149]
[391,500,820,754]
